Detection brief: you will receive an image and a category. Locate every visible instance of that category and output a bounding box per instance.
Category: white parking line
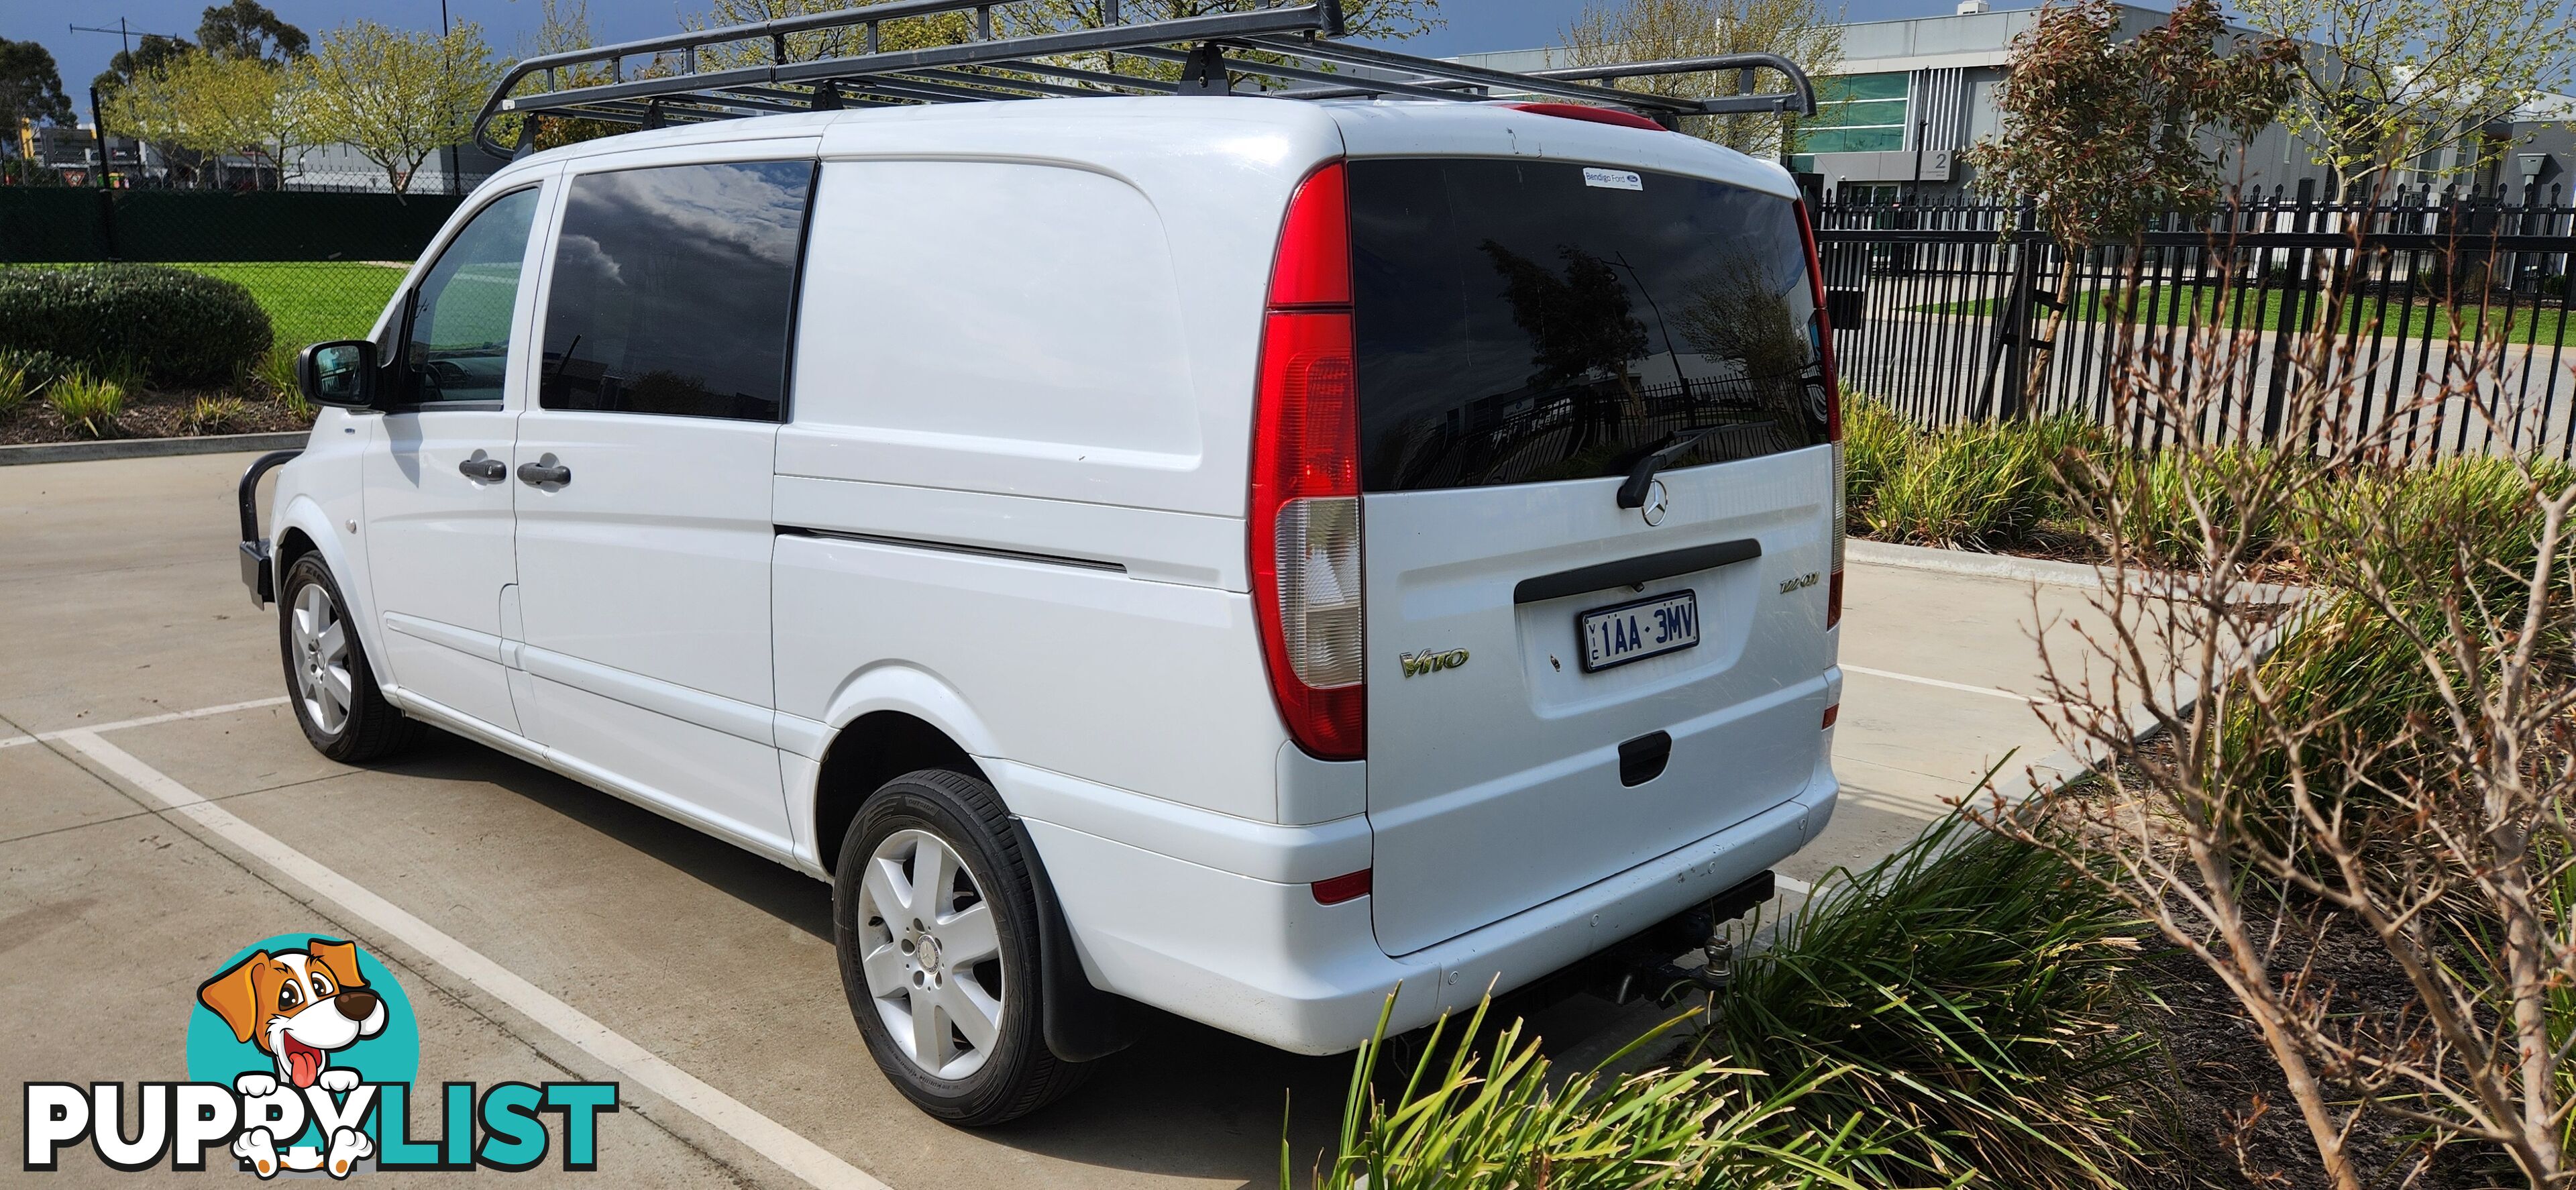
[56,728,891,1190]
[1843,664,2043,704]
[0,696,291,750]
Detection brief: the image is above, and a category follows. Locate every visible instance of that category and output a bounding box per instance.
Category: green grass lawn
[168,261,409,351]
[1909,282,2570,345]
[7,260,409,354]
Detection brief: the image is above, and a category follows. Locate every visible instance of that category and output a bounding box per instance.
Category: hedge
[0,264,273,388]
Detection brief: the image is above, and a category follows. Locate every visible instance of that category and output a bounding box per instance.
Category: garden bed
[0,385,311,446]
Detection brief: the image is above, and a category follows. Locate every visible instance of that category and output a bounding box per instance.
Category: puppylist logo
[23,934,619,1177]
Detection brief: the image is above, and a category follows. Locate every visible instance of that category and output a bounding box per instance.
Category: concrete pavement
[1,450,2105,1188]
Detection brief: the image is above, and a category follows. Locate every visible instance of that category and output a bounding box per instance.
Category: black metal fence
[0,186,464,351]
[1813,185,2576,460]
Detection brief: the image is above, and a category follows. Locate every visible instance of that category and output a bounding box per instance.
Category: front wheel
[278,554,417,763]
[832,769,1087,1124]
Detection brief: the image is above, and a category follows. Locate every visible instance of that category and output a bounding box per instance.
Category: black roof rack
[472,0,1817,158]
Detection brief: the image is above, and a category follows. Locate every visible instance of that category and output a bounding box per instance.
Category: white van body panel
[1362,451,1837,955]
[264,97,1838,1058]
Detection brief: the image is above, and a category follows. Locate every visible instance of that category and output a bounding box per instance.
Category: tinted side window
[403,186,539,405]
[541,161,814,422]
[1348,159,1827,493]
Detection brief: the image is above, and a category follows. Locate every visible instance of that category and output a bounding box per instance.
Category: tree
[1562,0,1843,158]
[109,52,314,188]
[493,0,623,151]
[2235,0,2575,195]
[94,34,193,103]
[0,39,76,144]
[101,61,194,163]
[301,20,500,194]
[1964,0,2296,408]
[197,1,310,65]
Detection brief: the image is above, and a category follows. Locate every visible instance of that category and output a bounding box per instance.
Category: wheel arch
[270,495,389,670]
[812,710,986,879]
[808,700,1139,1065]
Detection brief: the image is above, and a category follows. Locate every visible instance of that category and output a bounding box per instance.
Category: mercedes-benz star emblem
[1641,480,1670,526]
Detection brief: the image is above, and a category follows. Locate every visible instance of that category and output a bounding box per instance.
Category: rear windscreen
[1348,158,1829,493]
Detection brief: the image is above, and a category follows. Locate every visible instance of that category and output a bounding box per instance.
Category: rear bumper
[1020,765,1838,1054]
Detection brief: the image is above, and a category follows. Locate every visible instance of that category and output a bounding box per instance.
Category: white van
[237,25,1843,1124]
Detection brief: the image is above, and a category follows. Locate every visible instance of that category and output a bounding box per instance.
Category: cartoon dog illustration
[197,938,386,1178]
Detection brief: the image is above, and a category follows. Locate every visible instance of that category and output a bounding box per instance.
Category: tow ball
[1603,870,1776,1005]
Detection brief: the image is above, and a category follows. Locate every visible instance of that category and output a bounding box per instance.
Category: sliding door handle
[457,455,506,482]
[517,458,572,487]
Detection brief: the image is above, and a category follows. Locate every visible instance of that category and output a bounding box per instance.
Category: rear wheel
[278,554,418,763]
[832,769,1086,1124]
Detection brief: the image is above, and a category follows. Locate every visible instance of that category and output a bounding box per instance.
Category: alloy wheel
[290,583,354,737]
[854,828,1006,1079]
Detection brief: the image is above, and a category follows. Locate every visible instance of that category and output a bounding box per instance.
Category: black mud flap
[1013,819,1140,1063]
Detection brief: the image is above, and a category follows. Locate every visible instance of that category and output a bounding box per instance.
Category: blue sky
[4,0,1995,123]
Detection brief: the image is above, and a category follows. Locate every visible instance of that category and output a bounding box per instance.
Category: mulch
[0,384,313,446]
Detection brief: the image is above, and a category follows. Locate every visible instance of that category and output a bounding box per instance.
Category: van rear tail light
[1273,494,1364,688]
[1253,163,1365,760]
[1795,199,1845,630]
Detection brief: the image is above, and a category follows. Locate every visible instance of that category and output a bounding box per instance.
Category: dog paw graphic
[324,1127,375,1178]
[233,1128,281,1179]
[233,1072,279,1098]
[317,1067,361,1093]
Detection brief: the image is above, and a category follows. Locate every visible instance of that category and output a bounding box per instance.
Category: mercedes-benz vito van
[242,90,1844,1124]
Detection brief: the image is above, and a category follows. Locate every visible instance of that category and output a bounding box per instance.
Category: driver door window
[402,186,541,405]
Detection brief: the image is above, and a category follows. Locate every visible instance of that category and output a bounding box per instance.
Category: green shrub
[182,396,252,435]
[1707,810,2164,1188]
[1839,394,1912,521]
[1303,998,1884,1190]
[2098,444,2310,570]
[1863,417,2100,547]
[2225,456,2576,849]
[256,345,301,402]
[0,356,45,419]
[0,264,272,388]
[48,373,125,439]
[0,345,75,386]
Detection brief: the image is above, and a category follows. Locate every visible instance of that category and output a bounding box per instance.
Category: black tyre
[278,553,419,763]
[833,768,1087,1124]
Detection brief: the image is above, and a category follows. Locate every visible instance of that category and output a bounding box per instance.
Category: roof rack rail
[472,0,1816,158]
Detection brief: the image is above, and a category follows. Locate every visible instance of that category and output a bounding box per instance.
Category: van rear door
[1348,158,1837,957]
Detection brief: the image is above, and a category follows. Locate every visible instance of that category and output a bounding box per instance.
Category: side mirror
[297,340,379,409]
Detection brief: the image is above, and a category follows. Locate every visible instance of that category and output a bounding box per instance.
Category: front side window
[402,186,539,405]
[540,160,814,422]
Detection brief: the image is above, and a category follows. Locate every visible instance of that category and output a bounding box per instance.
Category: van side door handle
[457,455,506,482]
[517,459,572,487]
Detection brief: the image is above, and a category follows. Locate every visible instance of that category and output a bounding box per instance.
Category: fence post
[1994,195,2039,420]
[2257,186,2316,441]
[97,188,117,262]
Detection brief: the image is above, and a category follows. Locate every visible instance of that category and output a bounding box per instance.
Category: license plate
[1578,590,1700,672]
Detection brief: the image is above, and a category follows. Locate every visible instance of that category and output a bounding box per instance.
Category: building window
[1801,72,1909,154]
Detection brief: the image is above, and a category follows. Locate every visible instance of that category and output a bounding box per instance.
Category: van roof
[486,95,1803,206]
